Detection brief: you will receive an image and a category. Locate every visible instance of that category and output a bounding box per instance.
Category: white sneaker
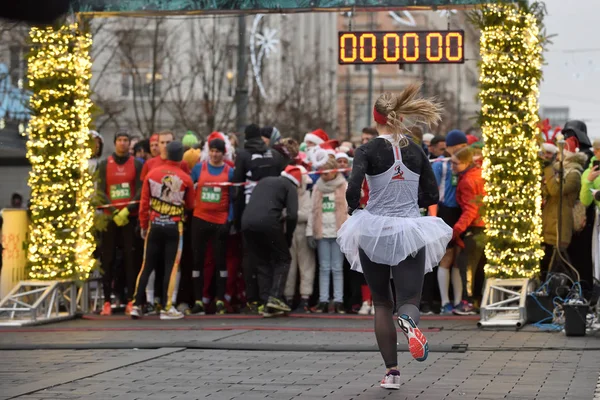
[130,305,142,319]
[358,301,372,315]
[160,306,184,320]
[380,370,401,390]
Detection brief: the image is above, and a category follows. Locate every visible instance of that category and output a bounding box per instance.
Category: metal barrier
[0,280,90,326]
[478,278,531,329]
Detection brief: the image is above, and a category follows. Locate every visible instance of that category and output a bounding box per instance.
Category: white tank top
[365,135,421,219]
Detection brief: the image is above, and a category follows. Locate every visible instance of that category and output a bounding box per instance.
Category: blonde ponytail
[374,82,443,146]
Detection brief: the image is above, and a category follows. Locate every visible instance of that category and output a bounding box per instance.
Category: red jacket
[454,166,485,235]
[139,160,195,230]
[141,156,191,181]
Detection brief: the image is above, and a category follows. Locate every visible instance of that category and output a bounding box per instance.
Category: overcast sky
[539,0,600,138]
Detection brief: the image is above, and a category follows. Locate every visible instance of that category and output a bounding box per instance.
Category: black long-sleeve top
[346,138,439,214]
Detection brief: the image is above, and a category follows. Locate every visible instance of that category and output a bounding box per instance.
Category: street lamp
[226,69,235,97]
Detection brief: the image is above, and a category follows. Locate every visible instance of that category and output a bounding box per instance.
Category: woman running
[337,83,452,390]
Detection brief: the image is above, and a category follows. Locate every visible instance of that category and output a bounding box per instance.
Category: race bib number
[110,183,131,200]
[322,196,335,213]
[451,174,458,187]
[201,186,222,203]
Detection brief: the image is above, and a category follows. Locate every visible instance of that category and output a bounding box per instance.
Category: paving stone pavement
[0,317,599,399]
[1,349,599,400]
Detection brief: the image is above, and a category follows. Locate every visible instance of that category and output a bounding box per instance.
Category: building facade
[336,10,481,142]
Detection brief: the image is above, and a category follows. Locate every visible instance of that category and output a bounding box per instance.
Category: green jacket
[580,156,600,207]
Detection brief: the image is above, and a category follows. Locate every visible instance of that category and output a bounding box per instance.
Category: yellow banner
[1,209,29,299]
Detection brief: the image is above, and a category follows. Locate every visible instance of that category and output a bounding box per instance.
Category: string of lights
[475,2,545,278]
[26,24,96,281]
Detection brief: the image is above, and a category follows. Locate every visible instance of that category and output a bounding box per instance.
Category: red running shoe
[397,314,429,362]
[100,301,112,316]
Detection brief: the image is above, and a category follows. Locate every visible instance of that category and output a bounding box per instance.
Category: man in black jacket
[233,124,286,211]
[234,124,286,312]
[241,165,300,317]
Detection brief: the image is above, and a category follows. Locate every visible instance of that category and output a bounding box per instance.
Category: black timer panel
[338,30,465,65]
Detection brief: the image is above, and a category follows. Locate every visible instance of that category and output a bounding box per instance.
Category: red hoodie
[454,166,485,236]
[141,155,191,181]
[139,160,195,230]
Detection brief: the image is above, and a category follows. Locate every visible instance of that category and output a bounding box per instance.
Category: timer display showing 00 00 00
[338,30,465,65]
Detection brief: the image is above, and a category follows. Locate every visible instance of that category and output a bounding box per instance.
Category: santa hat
[150,134,159,143]
[311,147,330,169]
[423,133,435,144]
[201,131,234,163]
[319,139,339,157]
[281,165,302,187]
[466,134,479,146]
[565,136,579,153]
[564,137,578,153]
[335,152,349,161]
[541,143,558,154]
[304,129,329,146]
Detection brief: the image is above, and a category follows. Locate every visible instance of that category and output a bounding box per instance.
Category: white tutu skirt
[337,209,453,274]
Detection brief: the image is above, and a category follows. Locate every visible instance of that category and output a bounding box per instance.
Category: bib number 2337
[201,187,222,203]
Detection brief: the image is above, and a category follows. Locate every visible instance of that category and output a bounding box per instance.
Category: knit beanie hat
[114,129,130,143]
[182,131,199,147]
[245,124,261,140]
[209,138,226,154]
[261,126,282,145]
[167,141,184,162]
[446,130,467,147]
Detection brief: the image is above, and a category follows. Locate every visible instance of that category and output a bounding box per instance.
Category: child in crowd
[307,158,348,313]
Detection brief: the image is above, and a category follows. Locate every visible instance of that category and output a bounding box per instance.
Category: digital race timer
[338,30,465,65]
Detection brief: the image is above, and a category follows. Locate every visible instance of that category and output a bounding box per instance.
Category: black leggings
[359,247,425,369]
[191,217,228,302]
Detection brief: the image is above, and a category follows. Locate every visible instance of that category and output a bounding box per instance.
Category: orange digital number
[426,33,443,62]
[383,33,400,62]
[360,33,377,62]
[446,32,463,61]
[402,33,419,62]
[340,33,357,63]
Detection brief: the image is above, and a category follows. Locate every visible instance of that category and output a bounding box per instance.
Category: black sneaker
[263,306,284,318]
[420,302,434,316]
[334,302,346,314]
[314,302,329,313]
[187,301,205,315]
[143,303,156,316]
[291,299,312,314]
[266,296,291,312]
[215,300,226,315]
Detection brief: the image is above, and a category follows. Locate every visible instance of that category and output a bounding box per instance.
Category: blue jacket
[432,157,459,208]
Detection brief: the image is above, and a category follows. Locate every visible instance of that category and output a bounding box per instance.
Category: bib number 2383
[110,183,131,200]
[322,197,335,213]
[201,187,222,203]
